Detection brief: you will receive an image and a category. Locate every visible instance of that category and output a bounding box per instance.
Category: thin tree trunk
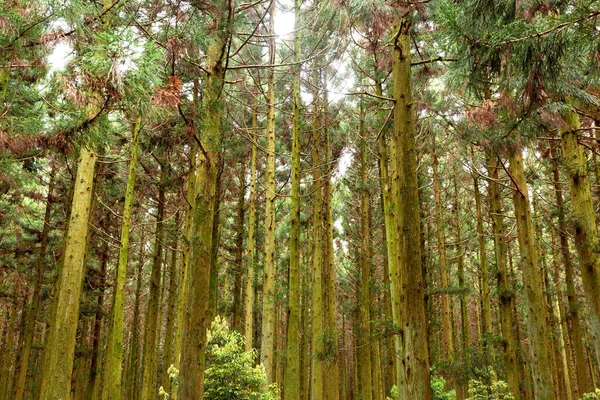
[486,154,520,395]
[260,0,277,383]
[232,165,246,331]
[358,108,373,400]
[161,212,179,392]
[244,110,258,352]
[140,161,166,400]
[102,115,142,400]
[284,0,302,395]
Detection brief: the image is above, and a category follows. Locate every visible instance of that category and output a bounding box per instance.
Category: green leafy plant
[203,316,279,400]
[466,379,515,400]
[580,388,600,399]
[431,376,456,400]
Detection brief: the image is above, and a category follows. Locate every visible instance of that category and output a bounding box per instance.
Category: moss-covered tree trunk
[101,115,141,400]
[161,212,179,392]
[473,173,491,357]
[232,164,246,332]
[486,154,519,395]
[244,109,258,352]
[560,107,600,364]
[391,15,431,399]
[550,148,591,395]
[432,137,453,362]
[39,147,96,400]
[178,12,229,394]
[508,147,553,400]
[358,108,373,400]
[140,161,166,400]
[260,0,277,383]
[284,0,302,395]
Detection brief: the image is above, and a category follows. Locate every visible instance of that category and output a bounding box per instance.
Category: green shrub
[203,316,279,400]
[431,376,456,400]
[580,388,600,399]
[466,379,514,400]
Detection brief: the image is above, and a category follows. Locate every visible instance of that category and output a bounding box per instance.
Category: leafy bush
[580,388,600,399]
[385,377,455,400]
[203,316,279,400]
[466,379,514,400]
[431,376,456,400]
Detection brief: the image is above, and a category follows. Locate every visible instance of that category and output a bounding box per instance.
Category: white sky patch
[274,0,295,39]
[48,42,73,73]
[333,147,354,180]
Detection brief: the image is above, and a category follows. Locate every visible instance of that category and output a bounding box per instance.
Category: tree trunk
[39,147,96,400]
[102,115,142,400]
[284,0,302,395]
[260,0,277,383]
[560,107,600,365]
[391,15,431,398]
[507,147,554,400]
[140,161,166,400]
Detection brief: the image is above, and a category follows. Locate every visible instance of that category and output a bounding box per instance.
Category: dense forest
[2,0,600,399]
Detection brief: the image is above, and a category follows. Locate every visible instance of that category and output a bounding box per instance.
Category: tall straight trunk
[310,66,325,400]
[13,165,55,400]
[87,229,110,400]
[391,15,431,398]
[102,115,142,400]
[126,234,146,400]
[507,147,553,399]
[161,213,180,391]
[486,154,519,395]
[208,167,222,322]
[244,109,258,352]
[140,163,167,400]
[0,302,17,400]
[284,0,302,395]
[39,147,96,400]
[453,176,468,400]
[374,76,396,397]
[173,145,197,378]
[232,165,246,331]
[560,107,600,363]
[550,148,590,395]
[453,177,468,356]
[473,174,491,356]
[358,109,373,400]
[260,0,277,383]
[322,76,340,400]
[432,137,453,361]
[179,14,228,394]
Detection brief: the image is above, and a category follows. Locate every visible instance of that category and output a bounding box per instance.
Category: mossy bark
[391,16,431,399]
[508,147,553,400]
[244,110,258,352]
[39,148,96,400]
[179,21,228,396]
[358,108,373,400]
[283,0,302,395]
[560,107,600,366]
[140,162,166,400]
[102,115,141,400]
[260,0,277,383]
[433,137,453,361]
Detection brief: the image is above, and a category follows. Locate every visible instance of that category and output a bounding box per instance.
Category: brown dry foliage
[153,75,182,109]
[465,99,497,128]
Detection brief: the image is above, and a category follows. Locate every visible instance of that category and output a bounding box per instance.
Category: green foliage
[431,376,456,400]
[203,316,279,400]
[580,389,600,400]
[466,379,515,400]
